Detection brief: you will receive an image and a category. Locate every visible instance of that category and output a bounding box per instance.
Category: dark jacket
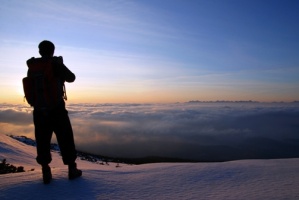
[27,56,76,83]
[26,56,75,109]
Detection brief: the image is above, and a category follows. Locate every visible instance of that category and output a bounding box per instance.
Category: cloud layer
[1,102,299,161]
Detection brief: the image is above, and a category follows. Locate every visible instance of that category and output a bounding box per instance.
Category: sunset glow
[0,0,299,104]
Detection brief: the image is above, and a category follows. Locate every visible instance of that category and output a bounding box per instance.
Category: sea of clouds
[1,102,299,161]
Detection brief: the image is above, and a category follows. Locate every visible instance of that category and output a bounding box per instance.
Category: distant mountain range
[187,100,299,103]
[9,135,299,164]
[9,135,195,165]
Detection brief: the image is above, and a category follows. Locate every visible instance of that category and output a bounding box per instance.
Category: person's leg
[34,110,53,165]
[52,107,77,165]
[52,105,82,179]
[33,110,53,184]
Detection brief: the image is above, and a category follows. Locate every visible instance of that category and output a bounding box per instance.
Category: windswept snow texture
[1,134,299,200]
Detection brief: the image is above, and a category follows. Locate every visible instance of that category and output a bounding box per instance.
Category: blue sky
[0,0,298,103]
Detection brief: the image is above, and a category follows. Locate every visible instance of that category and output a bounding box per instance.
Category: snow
[1,134,299,200]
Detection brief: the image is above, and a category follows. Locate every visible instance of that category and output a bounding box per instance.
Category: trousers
[33,101,77,165]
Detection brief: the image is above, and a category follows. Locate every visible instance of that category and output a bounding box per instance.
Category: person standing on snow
[25,40,82,184]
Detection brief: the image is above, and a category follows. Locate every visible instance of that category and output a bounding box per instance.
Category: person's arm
[61,64,76,82]
[52,57,76,83]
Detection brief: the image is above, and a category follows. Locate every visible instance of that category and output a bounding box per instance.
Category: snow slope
[1,134,299,200]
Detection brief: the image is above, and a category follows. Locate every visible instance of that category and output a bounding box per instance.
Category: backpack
[22,57,67,109]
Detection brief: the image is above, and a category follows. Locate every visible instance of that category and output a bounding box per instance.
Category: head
[38,40,55,57]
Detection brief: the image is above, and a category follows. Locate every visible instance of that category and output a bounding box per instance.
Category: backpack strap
[63,83,67,101]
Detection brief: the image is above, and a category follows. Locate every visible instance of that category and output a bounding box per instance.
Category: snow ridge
[9,135,115,165]
[1,134,299,200]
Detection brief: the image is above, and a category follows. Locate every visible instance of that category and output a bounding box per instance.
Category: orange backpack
[22,57,67,109]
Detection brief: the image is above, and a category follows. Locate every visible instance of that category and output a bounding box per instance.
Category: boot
[42,165,52,184]
[68,163,82,180]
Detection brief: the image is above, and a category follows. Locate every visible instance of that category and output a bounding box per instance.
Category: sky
[0,0,299,104]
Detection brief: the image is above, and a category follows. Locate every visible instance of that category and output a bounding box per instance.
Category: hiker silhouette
[25,40,82,184]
